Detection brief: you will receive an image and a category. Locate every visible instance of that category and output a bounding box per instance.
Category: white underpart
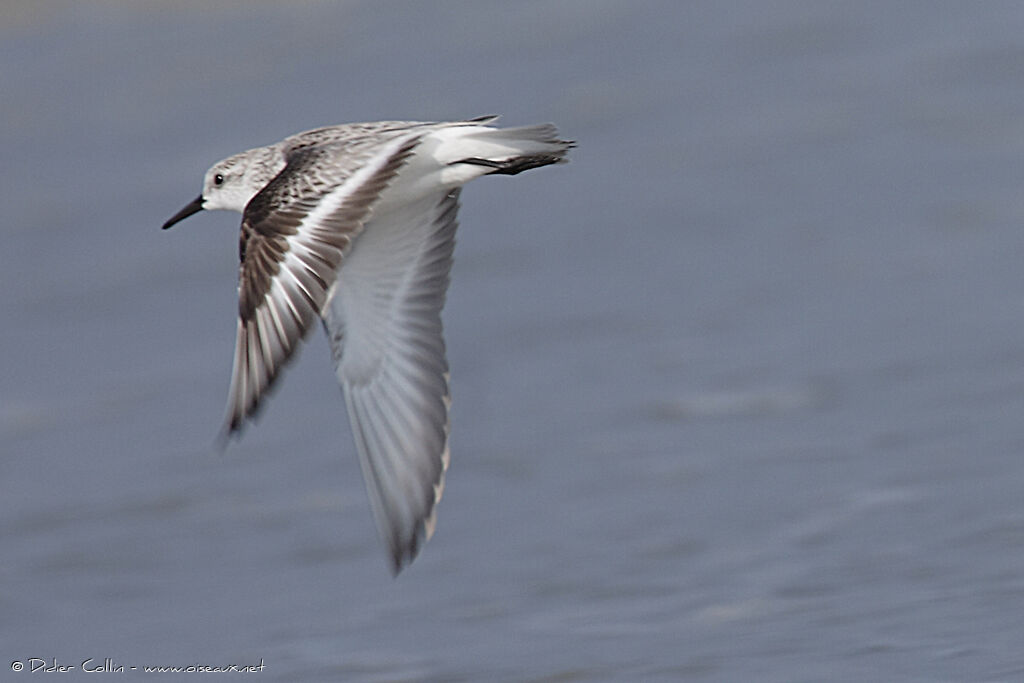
[322,184,459,568]
[321,123,566,569]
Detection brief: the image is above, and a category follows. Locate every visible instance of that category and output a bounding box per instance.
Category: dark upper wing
[221,133,422,436]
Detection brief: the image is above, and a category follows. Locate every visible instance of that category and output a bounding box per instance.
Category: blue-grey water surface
[4,2,1024,681]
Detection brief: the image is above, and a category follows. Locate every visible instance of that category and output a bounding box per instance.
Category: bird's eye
[214,173,225,186]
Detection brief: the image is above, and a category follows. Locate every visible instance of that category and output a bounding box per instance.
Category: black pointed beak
[162,195,204,230]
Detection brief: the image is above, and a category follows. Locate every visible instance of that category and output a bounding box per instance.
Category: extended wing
[222,133,421,435]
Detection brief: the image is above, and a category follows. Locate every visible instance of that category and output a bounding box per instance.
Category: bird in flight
[163,116,572,573]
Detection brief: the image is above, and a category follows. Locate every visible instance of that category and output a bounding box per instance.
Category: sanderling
[163,116,572,573]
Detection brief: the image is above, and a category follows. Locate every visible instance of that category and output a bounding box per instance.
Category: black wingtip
[213,416,246,454]
[389,551,416,577]
[388,540,411,577]
[213,427,233,454]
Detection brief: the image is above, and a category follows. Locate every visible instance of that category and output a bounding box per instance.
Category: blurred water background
[4,2,1024,681]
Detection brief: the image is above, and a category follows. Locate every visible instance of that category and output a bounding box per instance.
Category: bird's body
[163,117,571,573]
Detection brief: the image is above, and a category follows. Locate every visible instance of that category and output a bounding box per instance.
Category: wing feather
[322,189,460,573]
[221,134,422,434]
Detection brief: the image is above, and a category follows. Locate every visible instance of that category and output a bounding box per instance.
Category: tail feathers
[454,152,568,176]
[453,123,573,173]
[468,122,572,153]
[462,114,501,125]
